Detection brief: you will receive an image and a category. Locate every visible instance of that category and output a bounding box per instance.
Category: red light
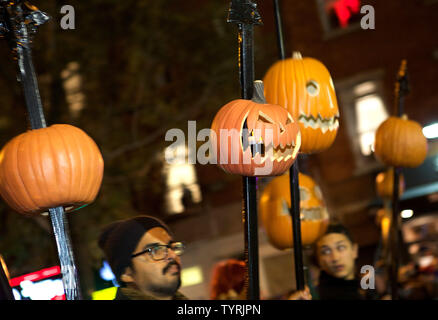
[332,0,360,28]
[9,266,61,287]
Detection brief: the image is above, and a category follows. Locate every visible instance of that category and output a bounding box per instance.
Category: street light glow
[423,123,438,139]
[401,209,414,219]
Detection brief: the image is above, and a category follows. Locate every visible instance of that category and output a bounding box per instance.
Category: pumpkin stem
[292,51,303,59]
[252,80,267,104]
[401,114,408,120]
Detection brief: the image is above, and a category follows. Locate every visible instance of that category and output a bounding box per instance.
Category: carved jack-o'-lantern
[211,80,301,176]
[259,172,329,250]
[263,52,340,154]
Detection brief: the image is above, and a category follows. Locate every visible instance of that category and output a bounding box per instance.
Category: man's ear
[120,266,135,284]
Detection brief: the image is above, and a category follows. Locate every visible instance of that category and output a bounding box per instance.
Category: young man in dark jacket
[290,223,364,300]
[98,215,188,300]
[313,223,364,300]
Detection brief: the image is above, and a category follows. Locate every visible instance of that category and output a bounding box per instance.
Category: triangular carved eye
[279,123,285,134]
[306,80,320,96]
[299,186,310,201]
[258,112,274,124]
[281,199,290,215]
[286,114,293,124]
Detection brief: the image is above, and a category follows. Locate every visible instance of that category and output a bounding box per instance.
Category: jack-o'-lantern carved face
[298,173,328,220]
[211,81,301,176]
[260,172,329,250]
[263,52,340,154]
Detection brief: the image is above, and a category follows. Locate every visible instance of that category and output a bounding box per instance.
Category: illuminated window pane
[355,95,387,132]
[354,93,388,156]
[61,62,85,118]
[353,81,376,96]
[359,131,375,156]
[163,144,202,214]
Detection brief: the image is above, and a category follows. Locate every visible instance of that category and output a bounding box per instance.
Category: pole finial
[394,59,409,116]
[227,0,263,25]
[396,59,409,96]
[0,1,50,51]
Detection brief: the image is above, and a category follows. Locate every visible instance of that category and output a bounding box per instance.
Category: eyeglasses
[131,242,185,261]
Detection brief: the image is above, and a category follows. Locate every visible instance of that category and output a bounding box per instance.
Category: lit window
[353,81,376,96]
[354,94,388,155]
[162,144,202,214]
[335,71,388,173]
[61,62,85,118]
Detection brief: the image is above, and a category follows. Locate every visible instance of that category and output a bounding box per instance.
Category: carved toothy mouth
[300,207,327,220]
[298,113,340,133]
[281,200,327,220]
[242,121,301,163]
[268,141,299,162]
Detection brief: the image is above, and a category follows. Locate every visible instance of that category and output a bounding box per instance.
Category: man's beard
[151,260,182,297]
[151,276,181,297]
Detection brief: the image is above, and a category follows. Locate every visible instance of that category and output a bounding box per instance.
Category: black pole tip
[227,0,263,25]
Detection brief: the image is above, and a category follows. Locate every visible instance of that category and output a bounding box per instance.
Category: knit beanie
[98,215,172,281]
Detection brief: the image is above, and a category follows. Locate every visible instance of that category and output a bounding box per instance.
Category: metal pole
[273,0,286,60]
[290,161,305,291]
[0,1,81,300]
[273,0,305,291]
[228,0,262,300]
[390,60,408,300]
[390,168,400,300]
[0,256,14,300]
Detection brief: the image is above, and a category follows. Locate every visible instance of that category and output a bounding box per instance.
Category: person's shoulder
[114,288,131,300]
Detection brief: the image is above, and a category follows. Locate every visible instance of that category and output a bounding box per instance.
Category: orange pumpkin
[374,115,427,168]
[0,124,104,215]
[376,208,391,246]
[263,52,339,154]
[259,172,329,250]
[375,168,405,200]
[210,80,301,176]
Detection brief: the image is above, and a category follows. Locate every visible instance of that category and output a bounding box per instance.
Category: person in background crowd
[313,223,364,300]
[209,259,246,300]
[289,223,364,300]
[98,215,188,300]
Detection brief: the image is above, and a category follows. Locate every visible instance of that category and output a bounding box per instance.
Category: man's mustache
[163,260,181,274]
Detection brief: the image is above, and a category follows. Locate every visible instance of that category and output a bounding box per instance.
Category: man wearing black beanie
[98,215,188,300]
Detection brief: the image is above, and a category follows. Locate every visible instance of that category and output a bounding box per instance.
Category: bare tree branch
[105,86,214,161]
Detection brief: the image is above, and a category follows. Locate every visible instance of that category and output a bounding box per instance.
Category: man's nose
[166,247,180,261]
[330,250,340,262]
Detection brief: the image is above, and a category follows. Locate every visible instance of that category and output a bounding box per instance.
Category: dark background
[0,0,438,299]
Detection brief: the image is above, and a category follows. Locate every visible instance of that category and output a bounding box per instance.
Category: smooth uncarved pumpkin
[375,168,405,200]
[210,80,301,176]
[263,52,340,154]
[374,115,427,168]
[0,124,104,215]
[259,172,329,250]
